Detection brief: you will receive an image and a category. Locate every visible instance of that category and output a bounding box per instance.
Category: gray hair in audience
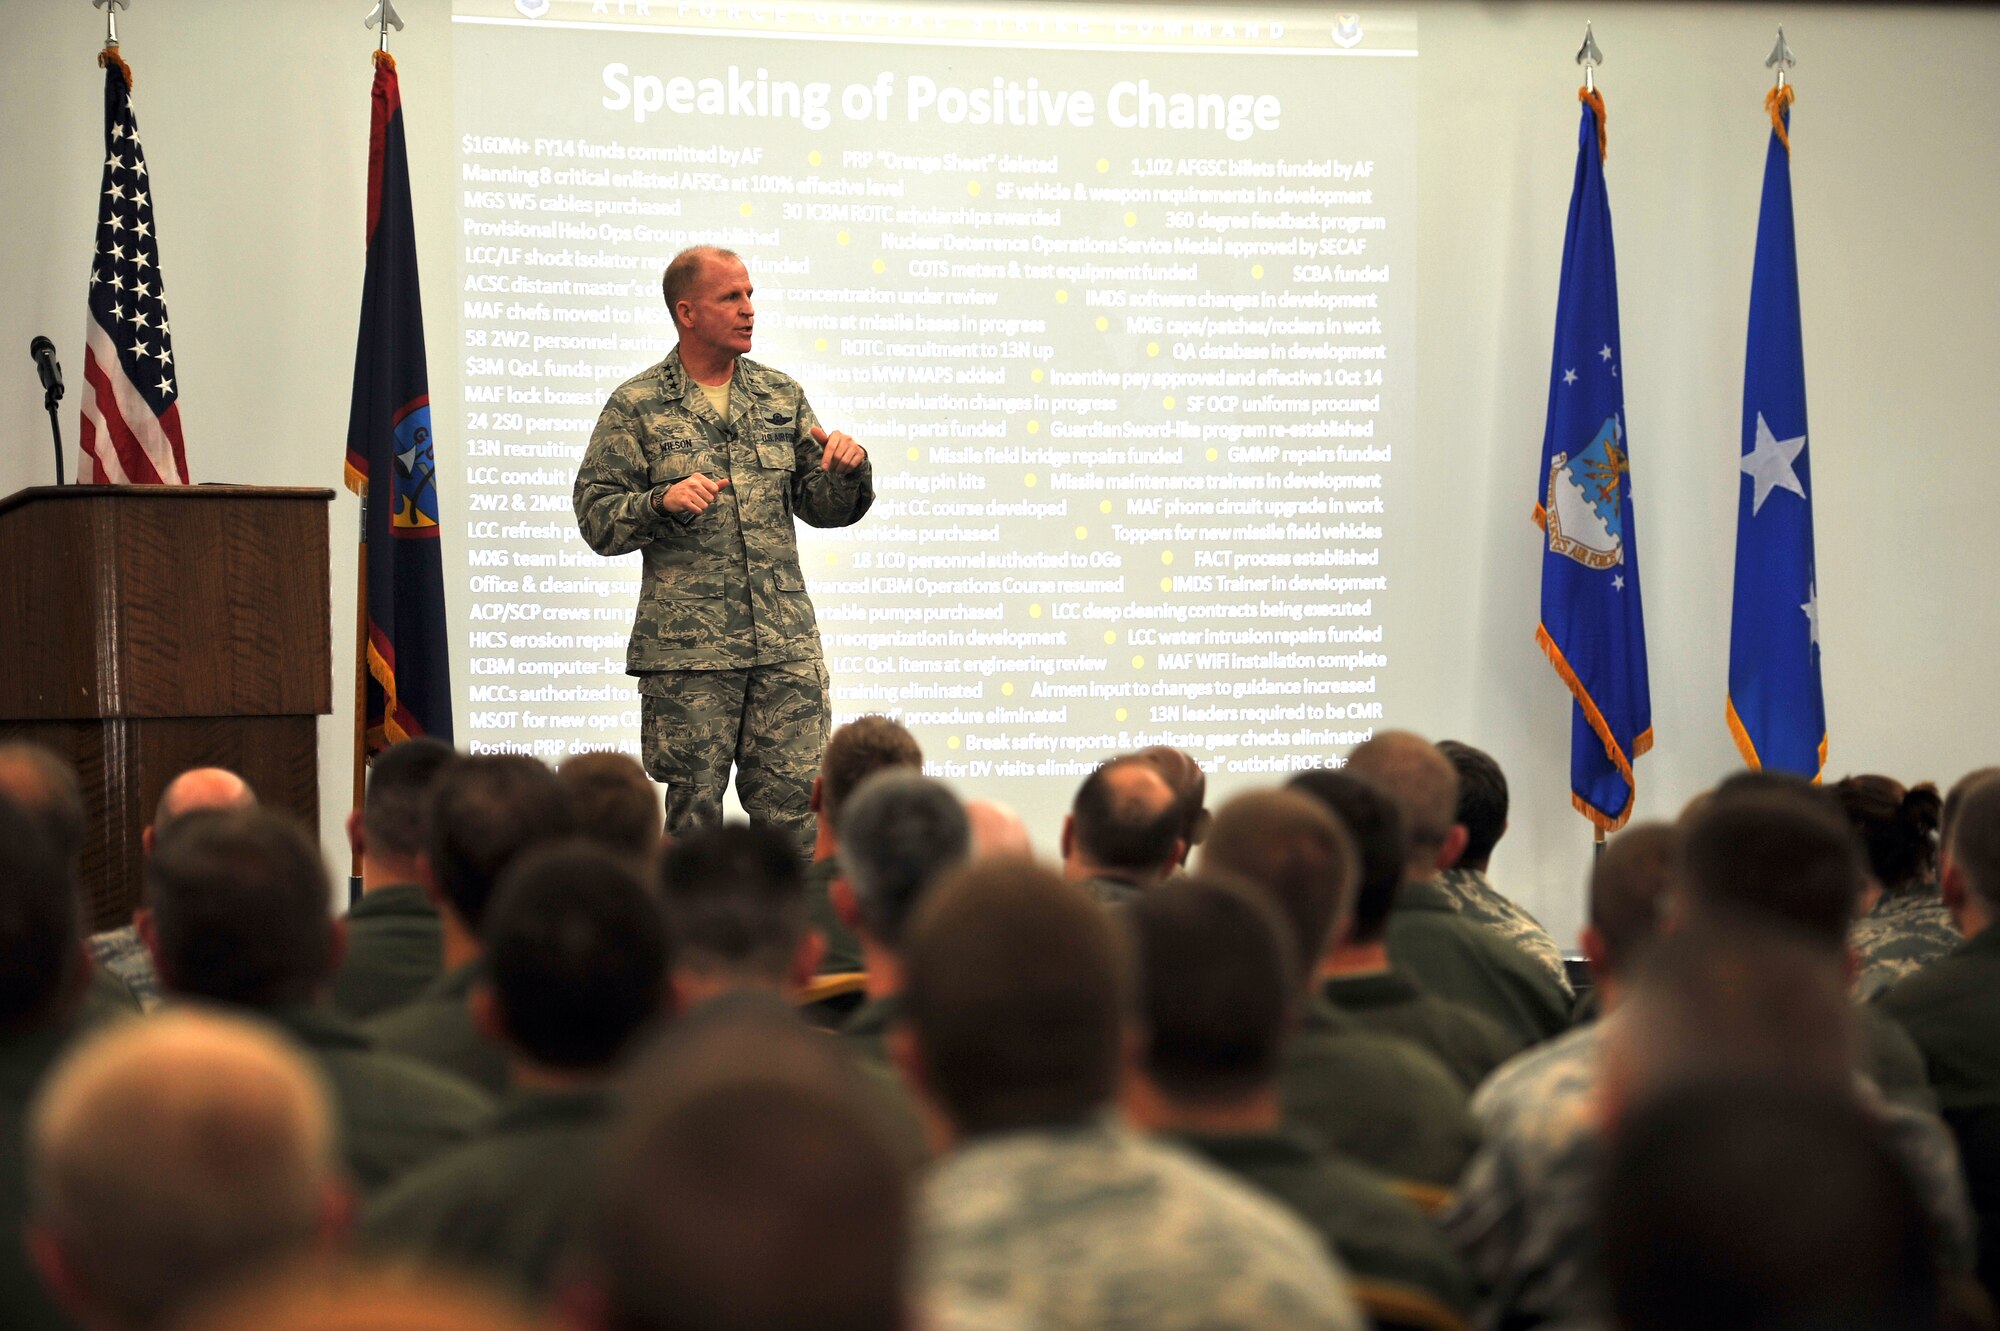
[836,770,970,948]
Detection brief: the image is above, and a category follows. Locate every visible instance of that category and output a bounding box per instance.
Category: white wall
[4,2,1996,941]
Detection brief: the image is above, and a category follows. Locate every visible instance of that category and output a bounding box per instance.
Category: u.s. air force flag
[1534,89,1653,832]
[1727,86,1826,778]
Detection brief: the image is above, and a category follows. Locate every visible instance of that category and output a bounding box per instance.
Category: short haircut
[1069,757,1181,873]
[1287,769,1406,945]
[1948,776,2000,914]
[1942,766,2000,860]
[1438,740,1508,868]
[1133,745,1211,852]
[820,716,923,833]
[903,859,1127,1137]
[427,755,576,931]
[1602,1082,1939,1331]
[836,771,969,949]
[485,842,670,1071]
[1677,788,1867,949]
[30,1010,336,1331]
[0,743,86,869]
[1589,822,1680,975]
[558,751,663,860]
[1342,731,1459,869]
[661,245,741,328]
[0,792,79,1032]
[1833,774,1941,894]
[600,1001,908,1331]
[361,737,458,861]
[1196,788,1358,981]
[146,809,332,1008]
[661,822,807,983]
[1610,921,1855,1107]
[1129,877,1297,1105]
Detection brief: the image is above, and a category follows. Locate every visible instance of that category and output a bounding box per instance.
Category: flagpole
[1578,17,1607,870]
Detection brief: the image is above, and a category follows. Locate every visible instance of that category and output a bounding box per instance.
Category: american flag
[79,50,188,486]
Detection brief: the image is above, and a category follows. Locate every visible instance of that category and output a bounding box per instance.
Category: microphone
[28,336,65,485]
[29,336,63,404]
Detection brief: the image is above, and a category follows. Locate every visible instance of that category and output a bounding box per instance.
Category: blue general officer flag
[1728,87,1825,778]
[1534,90,1653,832]
[344,51,453,752]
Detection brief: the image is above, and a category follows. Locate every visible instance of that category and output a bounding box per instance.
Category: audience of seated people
[0,730,1996,1331]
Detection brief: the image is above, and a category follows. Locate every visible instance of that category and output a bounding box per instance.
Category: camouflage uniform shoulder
[733,353,807,397]
[1433,869,1574,997]
[1852,891,1961,1001]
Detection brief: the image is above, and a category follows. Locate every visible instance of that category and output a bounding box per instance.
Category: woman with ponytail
[1839,774,1955,998]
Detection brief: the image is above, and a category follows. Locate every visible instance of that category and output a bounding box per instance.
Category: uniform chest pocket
[755,441,796,472]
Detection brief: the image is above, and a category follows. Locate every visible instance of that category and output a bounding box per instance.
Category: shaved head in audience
[145,768,255,856]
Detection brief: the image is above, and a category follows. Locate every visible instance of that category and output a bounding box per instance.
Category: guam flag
[345,51,452,751]
[1534,89,1652,831]
[1727,86,1825,778]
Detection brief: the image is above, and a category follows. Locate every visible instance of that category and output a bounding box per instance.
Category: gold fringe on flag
[1767,83,1795,156]
[1579,85,1608,162]
[373,48,397,75]
[98,43,133,91]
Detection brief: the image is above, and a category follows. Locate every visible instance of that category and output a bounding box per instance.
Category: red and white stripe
[77,318,187,486]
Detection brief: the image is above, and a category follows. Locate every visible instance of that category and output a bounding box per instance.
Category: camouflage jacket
[573,349,873,671]
[922,1118,1365,1331]
[1448,1015,1976,1331]
[1431,868,1575,998]
[1853,889,1960,1001]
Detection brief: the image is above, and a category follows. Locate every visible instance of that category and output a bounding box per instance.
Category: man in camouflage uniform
[1434,741,1574,998]
[574,247,872,856]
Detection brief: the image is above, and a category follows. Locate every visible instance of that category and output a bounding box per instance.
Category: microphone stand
[43,375,64,486]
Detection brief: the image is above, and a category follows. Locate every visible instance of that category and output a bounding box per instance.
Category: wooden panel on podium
[0,486,335,931]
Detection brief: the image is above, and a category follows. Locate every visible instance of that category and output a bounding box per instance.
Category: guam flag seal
[344,51,452,751]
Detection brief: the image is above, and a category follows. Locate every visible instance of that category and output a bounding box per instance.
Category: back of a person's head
[1832,774,1941,895]
[1342,731,1459,876]
[1942,766,2000,865]
[1677,787,1867,949]
[1602,1082,1939,1331]
[1608,921,1855,1110]
[484,841,669,1071]
[1129,876,1297,1107]
[599,1002,909,1331]
[1133,745,1210,855]
[1438,740,1509,869]
[30,1010,337,1331]
[155,767,256,831]
[1946,776,2000,916]
[836,770,970,949]
[558,750,663,860]
[359,737,457,862]
[903,858,1126,1138]
[427,754,575,931]
[661,821,807,985]
[0,792,79,1034]
[820,716,924,833]
[176,1263,549,1331]
[1197,788,1357,982]
[146,809,331,1008]
[0,743,87,871]
[1068,756,1182,874]
[1287,768,1406,945]
[1589,822,1681,978]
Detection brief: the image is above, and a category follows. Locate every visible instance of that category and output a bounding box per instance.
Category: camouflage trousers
[638,659,828,859]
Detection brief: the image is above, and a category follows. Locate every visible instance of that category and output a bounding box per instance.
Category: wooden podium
[0,486,334,931]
